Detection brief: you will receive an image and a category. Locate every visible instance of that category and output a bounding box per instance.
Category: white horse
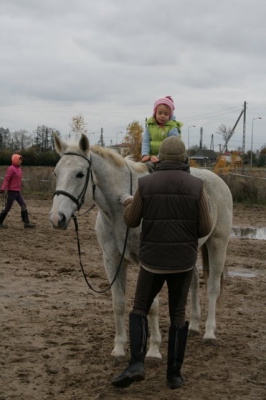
[49,133,233,360]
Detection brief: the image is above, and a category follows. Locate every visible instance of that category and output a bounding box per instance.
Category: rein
[54,152,132,294]
[1,192,7,209]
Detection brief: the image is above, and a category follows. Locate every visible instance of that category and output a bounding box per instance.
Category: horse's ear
[79,134,90,154]
[53,133,68,156]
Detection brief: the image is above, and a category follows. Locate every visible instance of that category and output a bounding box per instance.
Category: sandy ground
[0,197,266,400]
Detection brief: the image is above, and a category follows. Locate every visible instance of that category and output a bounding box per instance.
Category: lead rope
[1,192,7,210]
[73,167,133,294]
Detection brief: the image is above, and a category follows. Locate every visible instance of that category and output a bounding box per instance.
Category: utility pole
[98,127,105,147]
[210,134,214,151]
[199,127,203,149]
[242,101,247,167]
[45,128,48,151]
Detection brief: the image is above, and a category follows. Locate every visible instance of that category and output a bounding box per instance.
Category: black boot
[167,322,188,389]
[0,211,8,228]
[111,313,148,388]
[21,209,36,228]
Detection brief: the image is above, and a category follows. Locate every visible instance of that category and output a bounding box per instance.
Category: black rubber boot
[111,313,148,388]
[21,209,36,228]
[167,322,188,389]
[0,211,8,228]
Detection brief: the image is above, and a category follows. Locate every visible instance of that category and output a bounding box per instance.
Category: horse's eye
[76,172,85,178]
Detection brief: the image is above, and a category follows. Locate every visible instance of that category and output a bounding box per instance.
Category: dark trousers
[3,191,26,213]
[133,266,193,326]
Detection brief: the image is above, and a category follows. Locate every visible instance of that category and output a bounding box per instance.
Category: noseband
[53,152,94,211]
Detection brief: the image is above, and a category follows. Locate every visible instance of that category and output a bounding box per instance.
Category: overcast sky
[1,0,265,152]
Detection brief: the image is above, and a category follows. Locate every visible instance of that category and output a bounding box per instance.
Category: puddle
[228,270,257,278]
[231,226,266,240]
[198,266,257,278]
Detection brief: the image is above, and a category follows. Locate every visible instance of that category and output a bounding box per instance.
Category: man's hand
[119,193,133,205]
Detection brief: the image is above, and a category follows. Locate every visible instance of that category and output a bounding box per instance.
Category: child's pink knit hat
[153,96,175,117]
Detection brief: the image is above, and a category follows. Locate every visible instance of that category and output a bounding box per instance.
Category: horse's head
[49,133,92,229]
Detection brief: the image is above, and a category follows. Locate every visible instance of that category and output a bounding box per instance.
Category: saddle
[143,160,156,174]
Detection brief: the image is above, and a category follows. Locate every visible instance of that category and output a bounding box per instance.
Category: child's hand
[141,155,150,163]
[150,155,159,163]
[119,193,133,205]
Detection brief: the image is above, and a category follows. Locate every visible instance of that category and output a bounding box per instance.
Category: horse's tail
[201,243,224,307]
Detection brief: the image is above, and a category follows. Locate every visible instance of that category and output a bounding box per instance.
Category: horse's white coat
[50,134,233,359]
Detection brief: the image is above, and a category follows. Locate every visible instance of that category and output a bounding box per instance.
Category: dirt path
[1,198,266,400]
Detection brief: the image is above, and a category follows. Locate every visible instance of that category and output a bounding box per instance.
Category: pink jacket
[1,164,23,191]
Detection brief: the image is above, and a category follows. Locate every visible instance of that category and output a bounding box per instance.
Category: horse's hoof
[188,329,200,337]
[145,356,163,366]
[203,338,217,346]
[110,354,127,366]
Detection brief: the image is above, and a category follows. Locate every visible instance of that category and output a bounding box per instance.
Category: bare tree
[0,127,11,149]
[33,125,56,152]
[70,114,88,139]
[12,129,32,150]
[216,124,233,152]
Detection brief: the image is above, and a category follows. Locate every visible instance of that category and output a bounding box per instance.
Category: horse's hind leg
[146,295,162,360]
[203,237,228,344]
[189,265,201,336]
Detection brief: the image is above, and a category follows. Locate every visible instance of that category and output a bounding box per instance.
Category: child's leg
[15,192,26,210]
[16,193,35,228]
[3,191,17,213]
[0,191,17,228]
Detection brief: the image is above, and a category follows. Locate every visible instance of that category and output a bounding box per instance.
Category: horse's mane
[62,141,148,174]
[91,145,148,174]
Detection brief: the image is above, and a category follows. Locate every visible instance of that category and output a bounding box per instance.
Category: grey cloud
[0,0,265,150]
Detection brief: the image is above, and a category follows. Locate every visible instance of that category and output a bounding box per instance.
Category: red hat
[153,96,175,117]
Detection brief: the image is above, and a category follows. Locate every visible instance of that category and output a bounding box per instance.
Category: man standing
[112,136,212,390]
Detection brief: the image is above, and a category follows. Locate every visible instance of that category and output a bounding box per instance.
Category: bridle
[54,152,95,211]
[53,151,132,294]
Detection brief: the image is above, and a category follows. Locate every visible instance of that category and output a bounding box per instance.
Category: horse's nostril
[58,213,66,228]
[54,213,66,229]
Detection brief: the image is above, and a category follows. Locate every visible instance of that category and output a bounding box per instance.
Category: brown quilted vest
[138,161,203,272]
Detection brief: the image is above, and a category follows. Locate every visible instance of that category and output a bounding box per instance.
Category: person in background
[112,136,212,390]
[0,154,36,228]
[141,96,182,165]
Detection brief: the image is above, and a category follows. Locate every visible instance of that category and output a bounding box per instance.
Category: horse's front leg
[189,265,201,335]
[147,295,162,360]
[103,254,128,361]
